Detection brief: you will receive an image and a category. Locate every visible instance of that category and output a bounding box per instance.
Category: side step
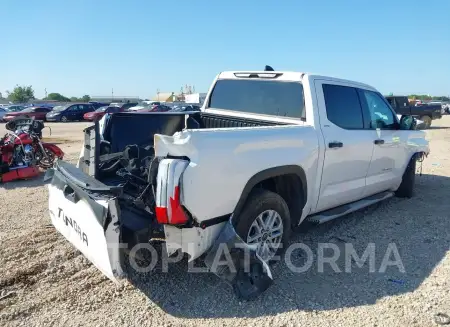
[305,191,394,225]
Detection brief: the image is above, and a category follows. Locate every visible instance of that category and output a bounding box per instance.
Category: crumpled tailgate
[46,160,124,281]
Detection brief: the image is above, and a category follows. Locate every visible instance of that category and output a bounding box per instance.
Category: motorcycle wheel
[36,148,56,169]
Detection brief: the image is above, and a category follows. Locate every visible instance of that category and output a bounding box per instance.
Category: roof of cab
[217,71,376,92]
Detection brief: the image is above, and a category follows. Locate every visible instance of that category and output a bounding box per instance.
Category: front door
[314,81,375,213]
[360,90,408,195]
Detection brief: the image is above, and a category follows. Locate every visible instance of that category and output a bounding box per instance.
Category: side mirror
[399,115,417,130]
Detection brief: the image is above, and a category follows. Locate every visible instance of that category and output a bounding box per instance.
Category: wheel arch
[232,165,307,228]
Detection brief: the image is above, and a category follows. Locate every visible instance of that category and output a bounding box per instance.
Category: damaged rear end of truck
[46,111,276,300]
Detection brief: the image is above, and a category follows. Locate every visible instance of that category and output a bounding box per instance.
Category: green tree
[6,85,35,103]
[70,97,78,102]
[45,93,71,102]
[81,95,91,102]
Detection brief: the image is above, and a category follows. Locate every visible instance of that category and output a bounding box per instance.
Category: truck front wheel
[235,189,291,262]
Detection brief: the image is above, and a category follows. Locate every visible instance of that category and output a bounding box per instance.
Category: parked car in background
[108,102,139,111]
[442,101,450,114]
[137,104,172,112]
[385,95,442,128]
[83,104,131,121]
[46,103,96,122]
[127,101,161,111]
[170,104,201,112]
[0,107,8,121]
[3,105,26,112]
[89,101,111,109]
[3,106,52,121]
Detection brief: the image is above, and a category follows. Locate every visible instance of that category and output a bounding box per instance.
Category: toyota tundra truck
[46,69,429,299]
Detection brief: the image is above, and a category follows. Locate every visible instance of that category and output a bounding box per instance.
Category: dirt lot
[1,120,449,327]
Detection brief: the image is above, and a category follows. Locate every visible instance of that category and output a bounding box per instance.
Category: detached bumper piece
[1,166,40,183]
[204,222,273,301]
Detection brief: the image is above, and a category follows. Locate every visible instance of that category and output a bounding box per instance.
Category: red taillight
[155,159,190,226]
[155,207,169,224]
[155,186,188,225]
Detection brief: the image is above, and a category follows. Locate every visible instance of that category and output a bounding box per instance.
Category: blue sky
[1,0,449,99]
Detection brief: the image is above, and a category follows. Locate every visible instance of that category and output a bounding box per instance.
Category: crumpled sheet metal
[204,221,273,300]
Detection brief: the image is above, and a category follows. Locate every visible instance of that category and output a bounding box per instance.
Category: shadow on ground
[127,173,450,318]
[428,126,450,130]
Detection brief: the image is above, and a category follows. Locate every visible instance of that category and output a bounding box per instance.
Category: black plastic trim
[193,214,230,229]
[232,165,307,223]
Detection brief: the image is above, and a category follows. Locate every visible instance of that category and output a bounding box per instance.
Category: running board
[306,191,394,225]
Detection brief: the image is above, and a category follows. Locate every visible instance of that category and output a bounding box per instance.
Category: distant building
[151,92,176,102]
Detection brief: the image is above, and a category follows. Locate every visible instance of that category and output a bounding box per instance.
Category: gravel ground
[0,120,449,327]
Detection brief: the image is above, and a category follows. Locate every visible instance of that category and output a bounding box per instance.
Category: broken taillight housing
[155,159,189,225]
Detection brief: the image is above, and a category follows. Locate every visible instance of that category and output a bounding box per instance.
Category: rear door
[76,105,87,120]
[66,105,79,120]
[314,81,376,212]
[360,90,408,195]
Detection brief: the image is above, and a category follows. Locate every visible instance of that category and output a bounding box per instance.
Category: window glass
[322,84,364,129]
[208,79,305,119]
[362,90,397,129]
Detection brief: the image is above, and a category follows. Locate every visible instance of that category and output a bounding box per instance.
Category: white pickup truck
[46,70,429,299]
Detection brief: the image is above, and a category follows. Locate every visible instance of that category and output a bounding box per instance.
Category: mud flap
[204,221,273,301]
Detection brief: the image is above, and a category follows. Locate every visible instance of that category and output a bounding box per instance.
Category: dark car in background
[46,103,96,122]
[3,106,52,121]
[385,95,442,128]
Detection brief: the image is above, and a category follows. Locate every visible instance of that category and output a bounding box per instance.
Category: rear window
[322,84,364,129]
[208,79,305,119]
[396,97,409,108]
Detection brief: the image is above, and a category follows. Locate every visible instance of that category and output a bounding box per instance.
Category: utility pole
[112,88,114,101]
[157,88,160,101]
[44,88,47,98]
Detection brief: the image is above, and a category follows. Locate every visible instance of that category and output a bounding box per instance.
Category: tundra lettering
[57,207,89,246]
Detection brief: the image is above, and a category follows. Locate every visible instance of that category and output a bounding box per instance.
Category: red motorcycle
[0,117,64,183]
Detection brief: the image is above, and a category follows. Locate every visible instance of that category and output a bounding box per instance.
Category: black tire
[395,157,416,198]
[235,189,291,262]
[419,115,432,129]
[60,115,68,122]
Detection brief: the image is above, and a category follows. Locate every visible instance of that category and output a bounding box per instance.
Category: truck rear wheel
[395,157,416,198]
[235,189,291,262]
[419,115,432,129]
